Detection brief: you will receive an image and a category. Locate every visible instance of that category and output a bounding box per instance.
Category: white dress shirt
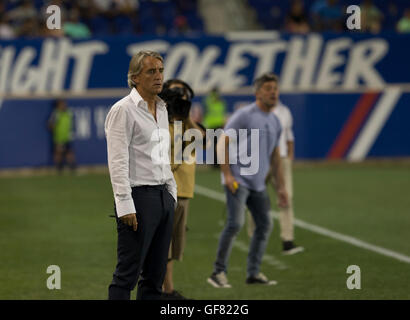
[105,87,177,218]
[272,102,295,158]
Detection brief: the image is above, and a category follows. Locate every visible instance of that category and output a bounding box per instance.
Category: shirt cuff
[115,198,136,218]
[166,185,177,202]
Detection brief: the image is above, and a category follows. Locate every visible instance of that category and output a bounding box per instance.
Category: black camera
[159,80,194,120]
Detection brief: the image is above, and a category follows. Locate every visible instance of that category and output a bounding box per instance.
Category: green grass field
[1,162,409,300]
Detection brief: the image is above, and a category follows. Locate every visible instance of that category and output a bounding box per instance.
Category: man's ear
[132,75,138,86]
[255,90,260,100]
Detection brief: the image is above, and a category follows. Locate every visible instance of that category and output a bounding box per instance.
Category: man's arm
[270,146,289,208]
[287,141,294,161]
[47,111,56,131]
[185,117,206,137]
[105,106,138,231]
[286,107,295,161]
[217,134,238,194]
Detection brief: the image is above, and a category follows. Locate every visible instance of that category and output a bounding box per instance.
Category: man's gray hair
[254,73,278,92]
[127,50,164,88]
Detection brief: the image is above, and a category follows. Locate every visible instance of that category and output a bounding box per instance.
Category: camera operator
[159,79,205,300]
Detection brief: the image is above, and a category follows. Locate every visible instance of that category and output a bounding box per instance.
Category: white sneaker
[282,241,305,255]
[283,246,305,255]
[246,272,278,285]
[207,271,232,288]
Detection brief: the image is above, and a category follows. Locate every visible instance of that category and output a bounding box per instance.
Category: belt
[132,184,167,191]
[132,184,168,209]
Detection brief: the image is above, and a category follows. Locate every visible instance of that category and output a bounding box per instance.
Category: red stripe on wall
[327,92,380,159]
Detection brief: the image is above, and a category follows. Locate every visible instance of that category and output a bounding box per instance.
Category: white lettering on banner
[253,42,287,79]
[155,35,386,91]
[0,39,107,94]
[165,43,199,83]
[69,41,108,92]
[316,38,352,89]
[0,35,390,94]
[344,39,387,89]
[281,35,322,90]
[73,108,91,139]
[219,43,252,90]
[192,45,221,90]
[10,47,37,93]
[0,46,14,93]
[36,38,70,92]
[94,106,110,139]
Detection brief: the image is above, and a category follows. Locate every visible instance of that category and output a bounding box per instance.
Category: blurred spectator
[190,103,203,124]
[112,0,139,34]
[48,99,77,174]
[284,0,310,33]
[171,13,191,34]
[7,0,37,29]
[311,0,343,32]
[203,87,227,130]
[360,0,383,34]
[202,87,227,168]
[93,0,114,12]
[0,14,16,39]
[17,17,40,38]
[0,0,204,37]
[114,0,139,13]
[63,7,92,38]
[397,8,410,33]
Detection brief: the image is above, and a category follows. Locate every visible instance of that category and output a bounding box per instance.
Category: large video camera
[159,79,194,120]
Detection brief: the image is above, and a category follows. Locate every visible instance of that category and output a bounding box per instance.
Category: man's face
[256,81,279,109]
[133,56,164,95]
[57,100,67,111]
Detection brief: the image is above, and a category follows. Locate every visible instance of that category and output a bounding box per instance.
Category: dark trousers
[108,185,175,300]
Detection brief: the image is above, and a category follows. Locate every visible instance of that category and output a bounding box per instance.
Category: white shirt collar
[130,87,166,110]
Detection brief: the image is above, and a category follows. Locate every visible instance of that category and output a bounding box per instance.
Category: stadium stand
[2,0,410,39]
[0,0,205,38]
[247,0,410,33]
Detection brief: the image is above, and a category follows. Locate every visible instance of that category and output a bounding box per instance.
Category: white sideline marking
[195,184,410,265]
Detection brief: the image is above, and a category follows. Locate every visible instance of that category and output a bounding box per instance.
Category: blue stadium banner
[1,33,409,168]
[1,32,410,94]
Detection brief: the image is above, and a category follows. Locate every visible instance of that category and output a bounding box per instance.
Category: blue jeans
[214,185,273,278]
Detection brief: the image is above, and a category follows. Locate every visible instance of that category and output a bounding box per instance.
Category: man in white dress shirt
[105,50,177,300]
